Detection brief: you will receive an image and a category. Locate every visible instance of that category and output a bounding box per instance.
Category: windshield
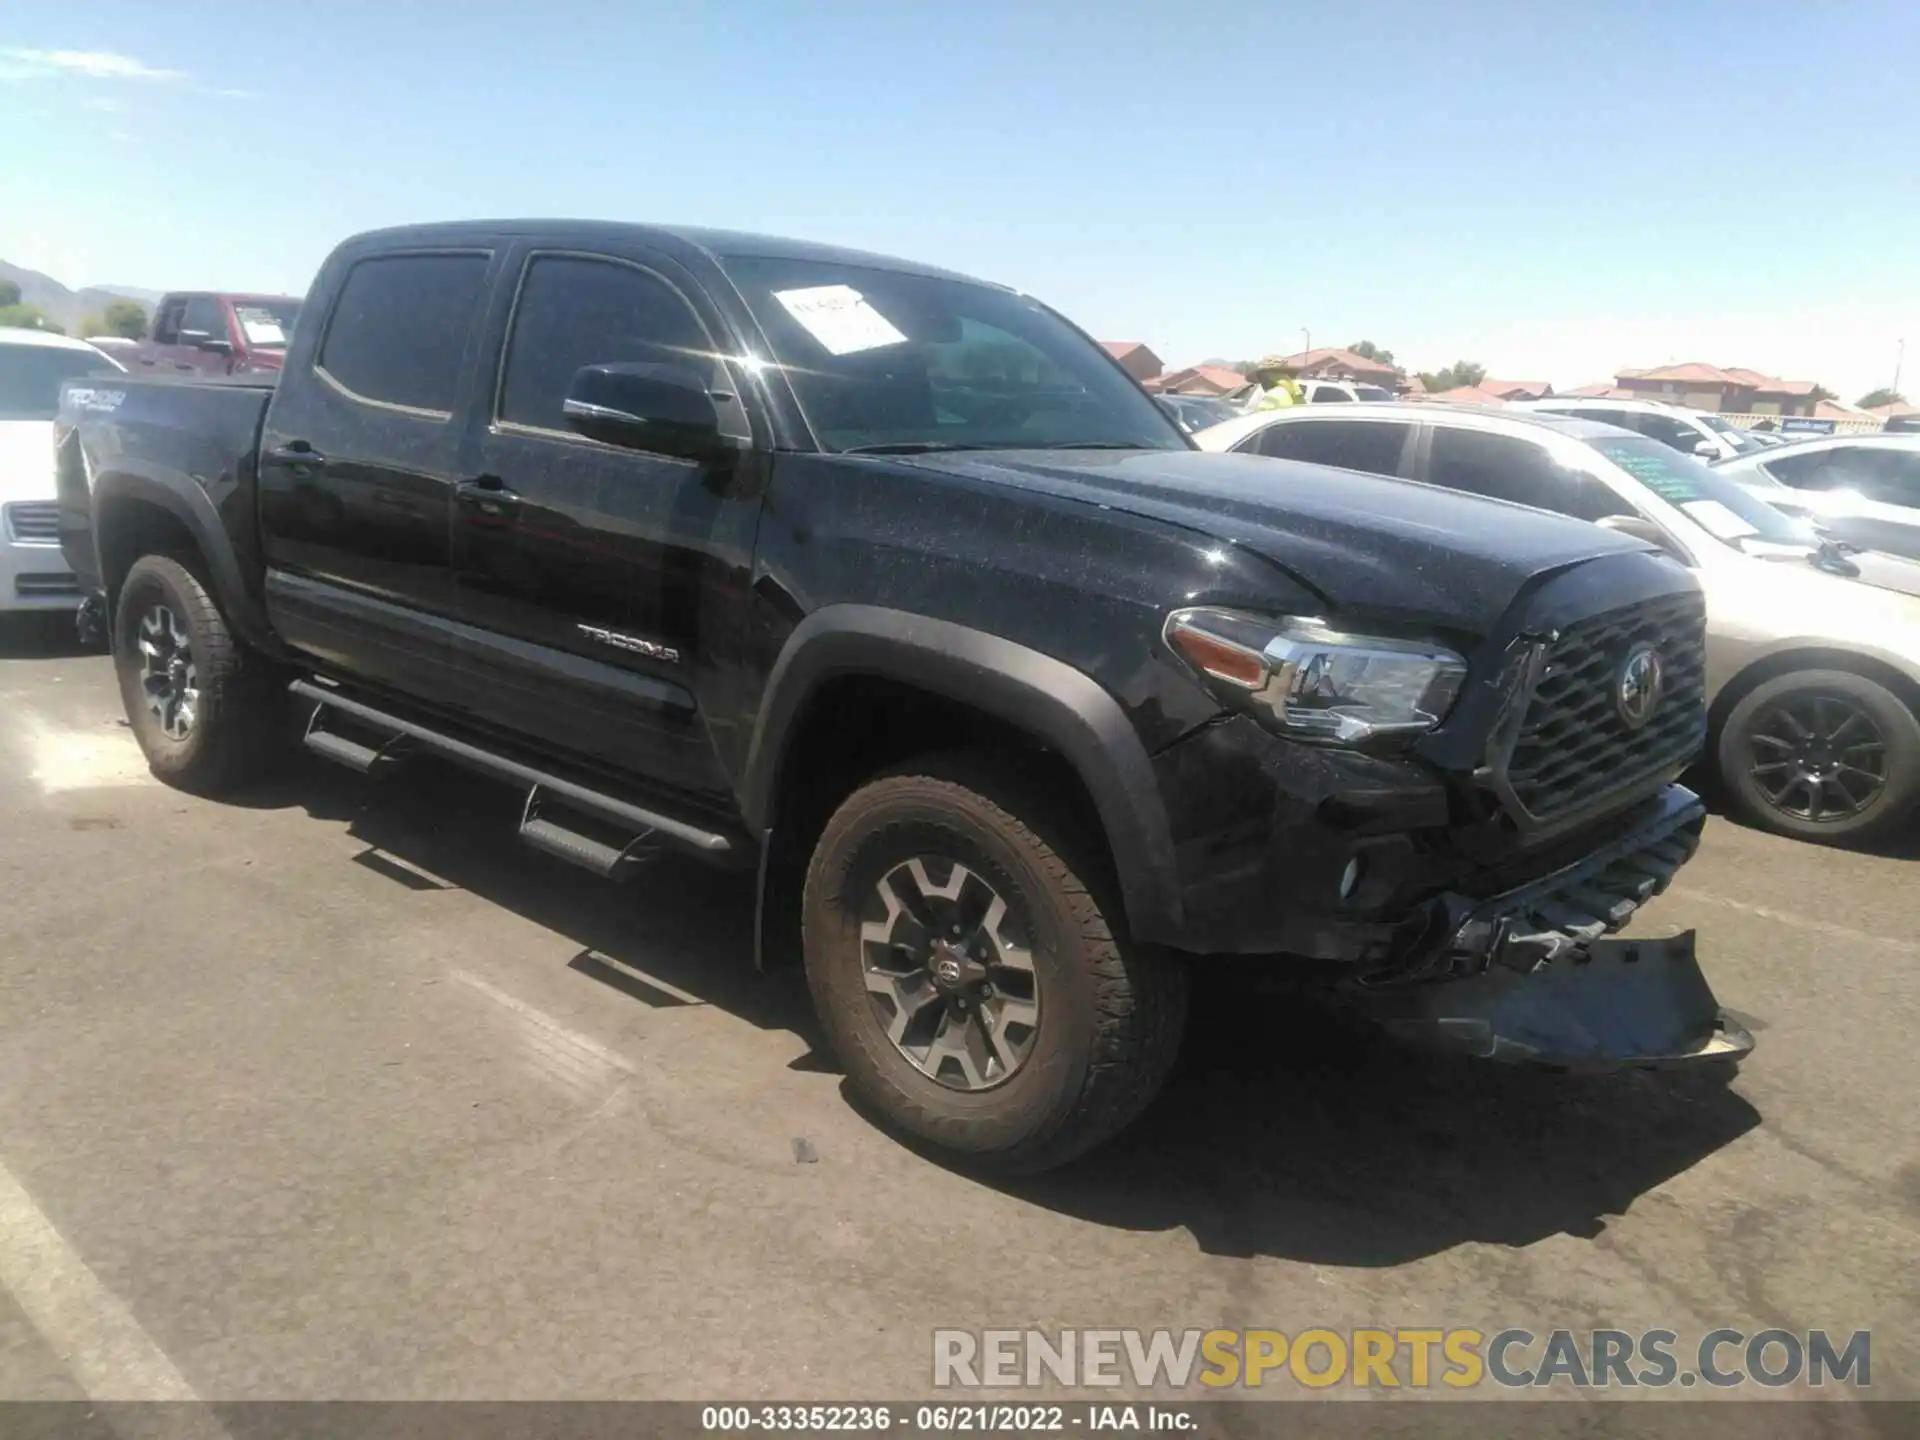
[232,299,301,349]
[1164,395,1237,430]
[1592,434,1812,548]
[0,343,122,421]
[1694,412,1765,453]
[721,256,1186,454]
[1353,385,1395,401]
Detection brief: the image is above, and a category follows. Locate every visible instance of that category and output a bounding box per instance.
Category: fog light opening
[1338,855,1364,900]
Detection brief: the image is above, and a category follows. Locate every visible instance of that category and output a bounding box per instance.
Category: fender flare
[91,468,280,656]
[740,605,1185,941]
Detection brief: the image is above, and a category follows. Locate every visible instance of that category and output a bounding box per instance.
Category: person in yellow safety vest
[1248,365,1304,411]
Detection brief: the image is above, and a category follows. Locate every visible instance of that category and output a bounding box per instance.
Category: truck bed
[56,375,276,605]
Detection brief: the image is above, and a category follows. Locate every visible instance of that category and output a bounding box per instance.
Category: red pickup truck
[130,291,303,380]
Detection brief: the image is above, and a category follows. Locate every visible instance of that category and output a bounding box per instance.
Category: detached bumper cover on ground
[1368,931,1754,1067]
[1357,786,1754,1068]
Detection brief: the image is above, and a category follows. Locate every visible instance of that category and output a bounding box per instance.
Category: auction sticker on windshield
[774,284,908,355]
[1678,499,1759,541]
[235,308,287,346]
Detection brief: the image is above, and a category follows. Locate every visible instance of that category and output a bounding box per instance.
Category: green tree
[102,298,149,339]
[1418,361,1487,392]
[1858,387,1907,409]
[0,303,64,333]
[0,280,20,307]
[1809,384,1837,403]
[1348,340,1396,367]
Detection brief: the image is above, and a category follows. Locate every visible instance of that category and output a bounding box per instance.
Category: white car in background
[1194,402,1920,844]
[0,329,125,623]
[1714,435,1920,564]
[1297,378,1397,404]
[1517,396,1767,462]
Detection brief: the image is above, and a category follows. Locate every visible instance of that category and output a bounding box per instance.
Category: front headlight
[1164,607,1468,745]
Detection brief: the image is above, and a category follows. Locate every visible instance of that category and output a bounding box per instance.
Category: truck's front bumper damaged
[1360,931,1753,1068]
[1353,786,1754,1069]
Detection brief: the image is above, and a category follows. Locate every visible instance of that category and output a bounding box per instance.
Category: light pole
[1895,339,1905,397]
[1301,327,1311,361]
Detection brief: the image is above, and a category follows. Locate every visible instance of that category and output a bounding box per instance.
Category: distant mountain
[0,260,157,335]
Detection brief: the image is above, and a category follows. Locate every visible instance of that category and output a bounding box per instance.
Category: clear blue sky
[4,0,1916,398]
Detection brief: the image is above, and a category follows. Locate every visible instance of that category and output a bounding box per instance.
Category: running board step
[289,678,737,863]
[303,700,409,774]
[518,787,665,880]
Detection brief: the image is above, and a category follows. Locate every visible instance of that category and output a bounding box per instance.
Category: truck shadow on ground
[999,984,1762,1263]
[262,752,1763,1266]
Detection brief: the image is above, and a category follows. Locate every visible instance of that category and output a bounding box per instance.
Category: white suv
[1,329,125,620]
[1518,396,1768,462]
[1297,378,1397,404]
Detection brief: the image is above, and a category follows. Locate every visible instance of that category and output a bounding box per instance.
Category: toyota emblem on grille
[1615,645,1665,730]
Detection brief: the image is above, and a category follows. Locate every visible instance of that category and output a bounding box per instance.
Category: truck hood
[898,448,1656,636]
[0,420,57,504]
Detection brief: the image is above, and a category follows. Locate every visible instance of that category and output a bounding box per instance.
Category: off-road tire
[802,754,1187,1173]
[112,554,283,794]
[1718,668,1920,844]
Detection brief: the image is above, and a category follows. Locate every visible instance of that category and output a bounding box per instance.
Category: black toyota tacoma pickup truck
[55,220,1750,1170]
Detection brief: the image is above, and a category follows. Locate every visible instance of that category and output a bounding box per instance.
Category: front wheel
[802,756,1187,1173]
[113,554,283,794]
[1717,669,1920,843]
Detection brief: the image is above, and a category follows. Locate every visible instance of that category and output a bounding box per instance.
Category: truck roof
[341,219,1005,290]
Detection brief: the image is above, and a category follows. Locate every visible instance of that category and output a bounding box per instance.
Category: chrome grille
[1506,592,1707,820]
[5,502,60,543]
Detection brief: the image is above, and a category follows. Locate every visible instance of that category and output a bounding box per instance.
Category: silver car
[1714,434,1920,563]
[1517,396,1770,462]
[1195,403,1920,844]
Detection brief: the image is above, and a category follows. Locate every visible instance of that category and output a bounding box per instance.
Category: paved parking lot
[2,625,1918,1409]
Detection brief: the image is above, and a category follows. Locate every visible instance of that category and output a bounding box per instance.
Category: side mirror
[180,329,233,356]
[562,362,722,457]
[1597,513,1686,559]
[1692,438,1720,459]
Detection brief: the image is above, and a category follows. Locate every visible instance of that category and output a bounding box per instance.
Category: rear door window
[1857,450,1920,508]
[317,252,491,415]
[1425,427,1619,520]
[1249,419,1411,476]
[181,295,226,341]
[151,299,186,345]
[1634,412,1709,455]
[1765,446,1876,492]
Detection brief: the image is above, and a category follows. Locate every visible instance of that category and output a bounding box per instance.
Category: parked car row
[1193,403,1920,843]
[51,218,1753,1171]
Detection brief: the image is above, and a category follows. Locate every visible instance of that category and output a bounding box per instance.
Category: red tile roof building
[1609,363,1819,416]
[1156,364,1250,397]
[1268,347,1402,385]
[1100,341,1163,383]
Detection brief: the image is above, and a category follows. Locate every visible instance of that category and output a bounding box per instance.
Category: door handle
[456,475,521,516]
[266,441,326,471]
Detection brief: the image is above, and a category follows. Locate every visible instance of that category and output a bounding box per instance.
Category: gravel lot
[2,623,1917,1415]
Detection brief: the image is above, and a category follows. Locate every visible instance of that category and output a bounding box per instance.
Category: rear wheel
[113,555,283,794]
[1718,669,1920,843]
[802,755,1186,1173]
